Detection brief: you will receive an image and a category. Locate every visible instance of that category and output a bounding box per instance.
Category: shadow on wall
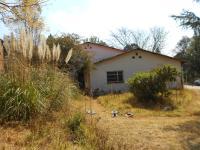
[163,117,200,150]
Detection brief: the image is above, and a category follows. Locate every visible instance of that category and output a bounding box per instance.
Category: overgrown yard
[89,89,200,149]
[0,89,200,149]
[98,89,200,117]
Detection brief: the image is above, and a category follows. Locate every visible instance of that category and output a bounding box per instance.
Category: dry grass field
[98,89,200,117]
[0,89,200,149]
[86,89,200,149]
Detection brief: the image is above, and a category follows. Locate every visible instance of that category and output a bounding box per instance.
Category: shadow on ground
[164,117,200,150]
[125,96,175,111]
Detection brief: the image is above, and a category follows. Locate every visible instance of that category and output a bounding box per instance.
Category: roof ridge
[81,42,124,52]
[95,49,183,64]
[81,42,184,63]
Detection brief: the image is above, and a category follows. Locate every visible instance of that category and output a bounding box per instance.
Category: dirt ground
[87,98,200,150]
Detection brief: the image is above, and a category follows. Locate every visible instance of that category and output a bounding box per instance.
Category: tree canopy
[173,0,200,81]
[83,36,108,46]
[0,0,46,40]
[46,34,92,78]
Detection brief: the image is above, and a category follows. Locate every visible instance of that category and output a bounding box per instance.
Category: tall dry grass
[0,31,118,149]
[0,30,77,122]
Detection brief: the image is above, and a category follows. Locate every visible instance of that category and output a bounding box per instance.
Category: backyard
[81,88,200,149]
[0,88,200,149]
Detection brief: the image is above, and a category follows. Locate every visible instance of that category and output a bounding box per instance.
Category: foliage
[0,0,46,40]
[83,36,108,46]
[46,34,92,78]
[0,31,78,122]
[0,66,79,122]
[124,43,140,50]
[172,10,200,36]
[127,65,179,101]
[172,0,200,81]
[0,74,45,122]
[175,36,200,82]
[186,36,200,79]
[30,67,79,111]
[174,36,191,60]
[66,112,86,143]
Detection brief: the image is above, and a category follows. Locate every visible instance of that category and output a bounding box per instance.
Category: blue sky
[1,0,200,55]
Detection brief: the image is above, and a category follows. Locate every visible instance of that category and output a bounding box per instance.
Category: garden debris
[111,110,118,117]
[125,112,134,118]
[86,109,96,115]
[163,106,173,111]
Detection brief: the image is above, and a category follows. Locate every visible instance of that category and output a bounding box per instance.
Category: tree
[0,0,46,41]
[111,27,167,53]
[187,36,200,76]
[111,27,149,50]
[123,43,140,50]
[171,0,200,36]
[172,0,200,81]
[83,36,107,46]
[46,34,92,79]
[174,36,191,59]
[172,11,200,36]
[150,27,168,53]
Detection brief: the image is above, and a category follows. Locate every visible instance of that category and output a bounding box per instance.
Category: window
[107,71,123,84]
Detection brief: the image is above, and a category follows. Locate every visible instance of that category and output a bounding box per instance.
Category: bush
[0,75,45,122]
[0,67,79,122]
[0,31,80,122]
[31,68,79,111]
[127,65,179,101]
[66,112,86,143]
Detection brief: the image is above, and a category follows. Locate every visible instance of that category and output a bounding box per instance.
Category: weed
[66,112,86,143]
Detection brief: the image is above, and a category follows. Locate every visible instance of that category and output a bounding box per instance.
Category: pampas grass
[65,48,73,64]
[0,29,77,122]
[3,29,66,65]
[52,43,61,62]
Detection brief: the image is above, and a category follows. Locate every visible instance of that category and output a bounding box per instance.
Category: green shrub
[127,65,179,101]
[66,112,86,143]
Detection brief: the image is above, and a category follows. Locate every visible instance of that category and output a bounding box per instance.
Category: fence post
[0,44,4,73]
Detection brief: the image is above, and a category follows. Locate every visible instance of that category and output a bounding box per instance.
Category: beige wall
[82,43,123,63]
[89,50,182,93]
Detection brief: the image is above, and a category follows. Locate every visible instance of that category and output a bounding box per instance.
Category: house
[81,42,183,94]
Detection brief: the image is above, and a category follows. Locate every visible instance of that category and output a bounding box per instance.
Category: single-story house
[81,42,183,94]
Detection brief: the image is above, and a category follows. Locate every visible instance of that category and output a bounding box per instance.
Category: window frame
[107,71,124,84]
